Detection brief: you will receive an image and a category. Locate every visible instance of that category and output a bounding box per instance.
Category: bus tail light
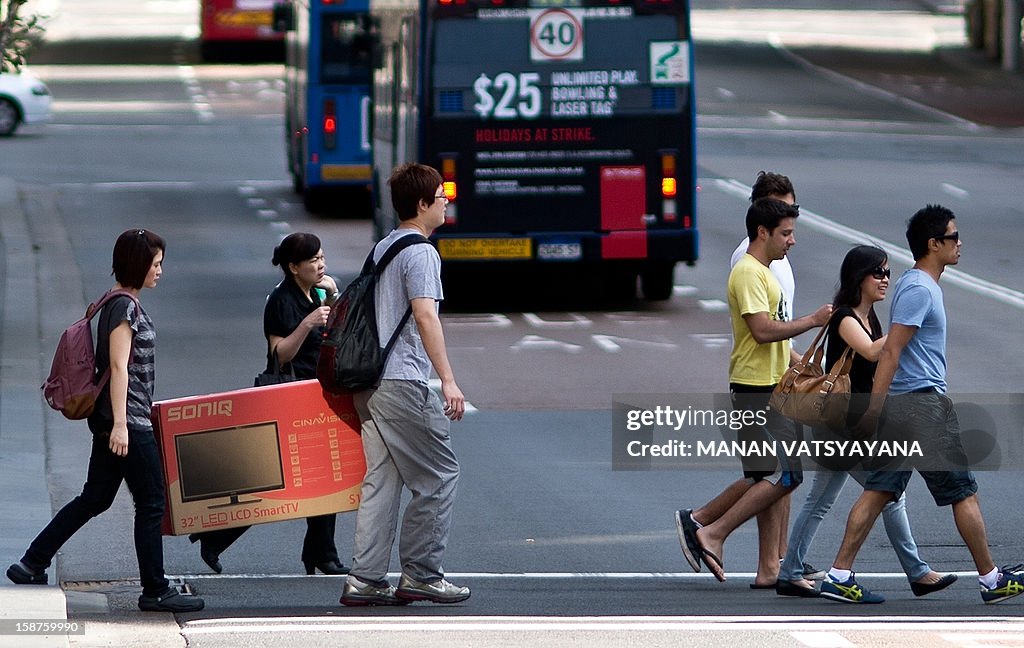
[323,99,337,150]
[441,156,457,225]
[661,152,677,221]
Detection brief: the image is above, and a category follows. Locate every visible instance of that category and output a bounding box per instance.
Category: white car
[0,68,53,136]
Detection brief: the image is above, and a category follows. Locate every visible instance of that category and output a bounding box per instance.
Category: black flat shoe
[911,573,957,597]
[6,562,47,585]
[776,579,820,598]
[189,534,222,574]
[304,560,349,575]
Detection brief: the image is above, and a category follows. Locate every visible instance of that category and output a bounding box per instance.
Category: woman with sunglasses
[776,245,956,598]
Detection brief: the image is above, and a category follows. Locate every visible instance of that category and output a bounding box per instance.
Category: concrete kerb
[0,177,69,646]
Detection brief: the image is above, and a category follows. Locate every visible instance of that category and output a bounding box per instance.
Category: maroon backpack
[42,290,140,420]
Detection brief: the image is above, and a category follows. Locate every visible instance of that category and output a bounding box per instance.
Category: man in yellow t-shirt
[728,253,791,387]
[676,197,831,585]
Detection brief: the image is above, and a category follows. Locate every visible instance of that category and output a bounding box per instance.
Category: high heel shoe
[189,534,223,574]
[304,560,349,575]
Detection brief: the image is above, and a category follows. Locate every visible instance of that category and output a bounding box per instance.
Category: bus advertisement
[276,0,375,215]
[371,0,697,300]
[200,0,285,60]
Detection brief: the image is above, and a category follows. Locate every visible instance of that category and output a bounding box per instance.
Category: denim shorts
[731,383,803,488]
[863,391,977,507]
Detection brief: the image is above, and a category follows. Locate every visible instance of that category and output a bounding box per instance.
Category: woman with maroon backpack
[6,229,204,613]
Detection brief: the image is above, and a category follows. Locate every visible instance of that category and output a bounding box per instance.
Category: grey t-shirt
[373,229,444,384]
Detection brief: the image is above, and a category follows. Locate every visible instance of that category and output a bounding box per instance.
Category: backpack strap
[367,233,433,362]
[89,289,143,387]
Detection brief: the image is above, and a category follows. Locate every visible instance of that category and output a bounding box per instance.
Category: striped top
[89,294,156,433]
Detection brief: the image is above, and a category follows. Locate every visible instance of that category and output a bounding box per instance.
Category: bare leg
[952,493,996,576]
[693,478,751,527]
[777,491,791,561]
[696,480,794,582]
[832,490,892,570]
[753,497,784,585]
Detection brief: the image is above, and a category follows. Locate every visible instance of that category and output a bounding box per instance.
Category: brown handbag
[769,320,854,430]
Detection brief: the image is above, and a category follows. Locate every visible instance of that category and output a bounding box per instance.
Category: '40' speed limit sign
[530,8,583,62]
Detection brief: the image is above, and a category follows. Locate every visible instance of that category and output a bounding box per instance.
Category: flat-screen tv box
[152,379,365,536]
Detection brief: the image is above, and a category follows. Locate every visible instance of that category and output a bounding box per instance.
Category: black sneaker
[138,587,205,612]
[6,562,47,585]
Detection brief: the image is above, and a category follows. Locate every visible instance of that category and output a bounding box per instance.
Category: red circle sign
[530,9,583,60]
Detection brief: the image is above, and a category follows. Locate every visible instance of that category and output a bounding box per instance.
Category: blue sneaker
[820,573,885,604]
[981,566,1024,604]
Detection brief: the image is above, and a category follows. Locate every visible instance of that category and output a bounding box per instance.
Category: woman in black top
[778,245,955,597]
[189,233,348,575]
[7,229,205,612]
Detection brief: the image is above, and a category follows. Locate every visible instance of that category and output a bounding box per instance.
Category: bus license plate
[439,238,532,260]
[537,242,582,261]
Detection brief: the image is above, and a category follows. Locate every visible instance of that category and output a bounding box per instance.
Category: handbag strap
[268,347,296,379]
[796,311,834,367]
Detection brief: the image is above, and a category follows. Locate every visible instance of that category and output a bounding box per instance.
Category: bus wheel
[641,263,675,301]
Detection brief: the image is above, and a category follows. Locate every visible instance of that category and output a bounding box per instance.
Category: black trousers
[23,430,170,597]
[195,513,339,566]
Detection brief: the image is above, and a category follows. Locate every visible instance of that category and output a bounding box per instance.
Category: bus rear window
[321,15,373,84]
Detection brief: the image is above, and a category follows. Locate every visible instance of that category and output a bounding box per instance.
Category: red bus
[199,0,285,61]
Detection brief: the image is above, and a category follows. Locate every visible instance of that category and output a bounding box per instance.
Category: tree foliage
[0,0,44,74]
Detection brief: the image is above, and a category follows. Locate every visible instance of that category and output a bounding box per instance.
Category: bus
[275,0,375,215]
[199,0,285,61]
[370,0,697,300]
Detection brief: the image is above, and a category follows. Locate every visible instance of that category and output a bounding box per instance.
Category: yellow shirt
[728,254,791,386]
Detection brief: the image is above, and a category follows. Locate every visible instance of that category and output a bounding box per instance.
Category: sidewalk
[0,179,69,648]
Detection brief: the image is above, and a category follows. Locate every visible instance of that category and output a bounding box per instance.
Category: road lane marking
[941,182,970,200]
[510,335,583,353]
[178,65,215,123]
[690,333,731,349]
[591,335,677,353]
[791,631,855,648]
[715,87,736,100]
[181,615,1024,635]
[716,178,1024,310]
[442,314,514,328]
[172,570,980,580]
[52,100,198,112]
[699,298,729,312]
[523,312,593,328]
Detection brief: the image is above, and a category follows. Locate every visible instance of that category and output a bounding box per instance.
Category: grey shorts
[863,391,977,507]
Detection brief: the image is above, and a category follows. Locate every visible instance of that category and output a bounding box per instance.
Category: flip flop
[699,546,726,582]
[749,581,778,590]
[674,510,702,573]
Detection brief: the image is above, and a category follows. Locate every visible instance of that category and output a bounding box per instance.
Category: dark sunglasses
[934,231,960,243]
[870,267,891,280]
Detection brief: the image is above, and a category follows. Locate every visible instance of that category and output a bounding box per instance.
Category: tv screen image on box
[175,421,286,508]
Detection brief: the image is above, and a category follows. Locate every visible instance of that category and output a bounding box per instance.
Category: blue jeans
[21,430,170,597]
[780,469,930,583]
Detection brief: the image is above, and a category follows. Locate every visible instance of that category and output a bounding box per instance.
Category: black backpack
[317,233,431,394]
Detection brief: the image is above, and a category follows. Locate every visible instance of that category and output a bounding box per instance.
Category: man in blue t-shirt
[819,205,1024,605]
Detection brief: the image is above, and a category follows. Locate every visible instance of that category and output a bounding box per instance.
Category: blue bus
[369,0,697,299]
[275,0,375,215]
